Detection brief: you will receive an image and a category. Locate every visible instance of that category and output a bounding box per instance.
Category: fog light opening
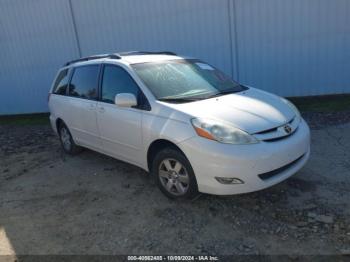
[215,177,244,184]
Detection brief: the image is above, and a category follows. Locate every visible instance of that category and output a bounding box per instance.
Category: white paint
[49,54,310,196]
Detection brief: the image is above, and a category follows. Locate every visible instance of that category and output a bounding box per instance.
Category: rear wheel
[152,148,199,199]
[58,123,81,155]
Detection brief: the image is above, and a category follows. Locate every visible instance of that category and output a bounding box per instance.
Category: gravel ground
[0,112,349,257]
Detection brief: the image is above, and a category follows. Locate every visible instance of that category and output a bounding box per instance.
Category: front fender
[141,112,196,170]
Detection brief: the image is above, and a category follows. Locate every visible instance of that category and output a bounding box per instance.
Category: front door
[96,64,143,165]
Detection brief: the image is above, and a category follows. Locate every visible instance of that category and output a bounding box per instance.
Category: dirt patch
[302,110,350,129]
[0,112,349,255]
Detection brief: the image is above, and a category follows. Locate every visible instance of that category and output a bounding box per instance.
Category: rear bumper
[178,119,311,195]
[49,115,58,135]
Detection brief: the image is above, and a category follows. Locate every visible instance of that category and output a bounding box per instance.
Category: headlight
[191,118,258,144]
[281,98,301,122]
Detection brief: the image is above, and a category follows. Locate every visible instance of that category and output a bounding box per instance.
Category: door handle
[88,104,96,110]
[98,106,105,113]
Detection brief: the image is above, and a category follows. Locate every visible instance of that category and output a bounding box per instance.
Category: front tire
[58,123,81,155]
[151,148,199,199]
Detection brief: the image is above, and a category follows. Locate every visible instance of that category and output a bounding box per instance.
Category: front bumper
[178,119,311,195]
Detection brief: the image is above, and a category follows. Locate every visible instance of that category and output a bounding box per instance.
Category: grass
[0,94,349,126]
[0,113,49,126]
[290,94,350,112]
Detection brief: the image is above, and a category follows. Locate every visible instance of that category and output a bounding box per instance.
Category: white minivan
[48,51,310,199]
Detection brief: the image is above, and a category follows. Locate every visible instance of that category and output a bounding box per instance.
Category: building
[1,0,349,115]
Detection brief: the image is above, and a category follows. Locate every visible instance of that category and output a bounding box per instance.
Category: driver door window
[101,65,140,103]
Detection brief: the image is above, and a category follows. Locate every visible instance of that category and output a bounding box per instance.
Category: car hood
[163,87,295,134]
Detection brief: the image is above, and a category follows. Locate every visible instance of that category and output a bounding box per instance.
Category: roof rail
[118,51,177,56]
[64,53,121,66]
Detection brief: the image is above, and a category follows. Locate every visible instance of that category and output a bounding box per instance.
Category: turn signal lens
[193,127,215,140]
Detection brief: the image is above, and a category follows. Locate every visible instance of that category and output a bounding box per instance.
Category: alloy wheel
[60,127,72,151]
[158,158,190,196]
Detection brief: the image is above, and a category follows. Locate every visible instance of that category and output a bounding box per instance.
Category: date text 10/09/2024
[127,256,219,261]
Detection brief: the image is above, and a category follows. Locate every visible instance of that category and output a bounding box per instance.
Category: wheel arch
[147,139,188,172]
[55,118,65,133]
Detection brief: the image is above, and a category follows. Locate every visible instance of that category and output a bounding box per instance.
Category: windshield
[132,59,247,102]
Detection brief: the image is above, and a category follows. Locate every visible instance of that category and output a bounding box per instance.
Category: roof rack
[118,51,177,56]
[64,51,177,66]
[64,53,121,66]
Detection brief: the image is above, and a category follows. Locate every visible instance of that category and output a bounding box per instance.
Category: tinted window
[69,65,99,99]
[101,65,140,104]
[53,69,69,95]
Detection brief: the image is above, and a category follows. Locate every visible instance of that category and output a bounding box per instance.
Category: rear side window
[101,65,140,103]
[69,65,99,99]
[53,69,69,95]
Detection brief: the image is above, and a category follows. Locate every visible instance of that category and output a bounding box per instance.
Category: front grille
[256,126,278,135]
[262,127,298,142]
[254,117,299,142]
[256,118,294,135]
[258,154,305,180]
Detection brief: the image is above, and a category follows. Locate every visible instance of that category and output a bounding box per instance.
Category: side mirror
[115,93,137,108]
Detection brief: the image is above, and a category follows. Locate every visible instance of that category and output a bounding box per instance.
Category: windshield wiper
[205,89,241,99]
[158,97,199,103]
[158,86,245,103]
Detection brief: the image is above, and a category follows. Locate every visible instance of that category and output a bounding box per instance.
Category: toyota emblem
[284,124,292,134]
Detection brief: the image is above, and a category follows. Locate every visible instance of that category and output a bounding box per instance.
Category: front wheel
[152,148,199,199]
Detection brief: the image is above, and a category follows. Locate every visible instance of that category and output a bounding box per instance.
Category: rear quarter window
[53,69,69,95]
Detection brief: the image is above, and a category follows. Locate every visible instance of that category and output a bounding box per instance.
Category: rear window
[53,69,69,95]
[69,65,99,100]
